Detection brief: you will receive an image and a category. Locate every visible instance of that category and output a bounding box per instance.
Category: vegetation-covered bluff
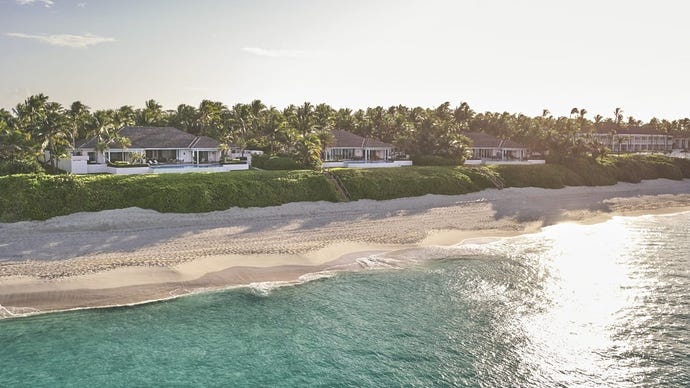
[1,155,688,222]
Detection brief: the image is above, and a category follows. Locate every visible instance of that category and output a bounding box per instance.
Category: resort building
[672,135,689,151]
[465,132,528,161]
[59,126,248,174]
[590,127,673,153]
[322,130,412,168]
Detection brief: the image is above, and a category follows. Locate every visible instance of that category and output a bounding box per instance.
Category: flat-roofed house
[590,126,673,153]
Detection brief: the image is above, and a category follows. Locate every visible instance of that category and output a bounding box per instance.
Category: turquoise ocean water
[1,212,689,387]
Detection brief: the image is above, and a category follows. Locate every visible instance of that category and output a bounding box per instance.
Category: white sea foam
[355,255,406,269]
[247,270,337,296]
[0,303,41,319]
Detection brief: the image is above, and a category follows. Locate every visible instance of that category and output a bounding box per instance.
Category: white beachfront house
[322,130,412,168]
[590,126,674,153]
[59,126,249,174]
[465,132,529,161]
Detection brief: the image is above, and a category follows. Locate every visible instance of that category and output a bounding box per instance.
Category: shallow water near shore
[1,212,689,387]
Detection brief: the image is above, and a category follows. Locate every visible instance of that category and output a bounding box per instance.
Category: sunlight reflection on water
[493,214,689,386]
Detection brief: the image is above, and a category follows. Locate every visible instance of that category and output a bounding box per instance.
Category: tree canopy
[2,95,689,172]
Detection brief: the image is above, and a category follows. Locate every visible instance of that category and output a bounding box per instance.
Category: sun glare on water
[511,218,663,385]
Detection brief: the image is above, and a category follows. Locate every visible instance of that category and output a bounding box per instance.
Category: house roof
[464,132,527,149]
[80,126,220,149]
[331,130,393,148]
[190,135,222,149]
[74,138,89,149]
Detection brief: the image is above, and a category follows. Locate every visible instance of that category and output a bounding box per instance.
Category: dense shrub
[251,155,302,170]
[0,170,339,222]
[562,158,618,186]
[494,164,584,189]
[609,154,683,182]
[0,158,44,175]
[411,155,460,166]
[1,155,687,222]
[671,157,690,178]
[331,166,492,200]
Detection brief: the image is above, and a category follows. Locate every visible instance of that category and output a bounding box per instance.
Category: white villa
[60,126,249,174]
[590,127,674,153]
[465,132,529,161]
[322,130,412,168]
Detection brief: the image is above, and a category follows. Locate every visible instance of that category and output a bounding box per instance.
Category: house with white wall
[465,132,528,161]
[60,126,248,174]
[322,130,412,168]
[590,126,673,153]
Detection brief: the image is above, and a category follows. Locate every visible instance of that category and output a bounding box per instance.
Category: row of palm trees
[2,94,689,169]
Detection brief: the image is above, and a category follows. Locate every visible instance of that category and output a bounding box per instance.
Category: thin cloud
[242,47,309,58]
[5,32,116,48]
[77,2,87,8]
[16,0,54,7]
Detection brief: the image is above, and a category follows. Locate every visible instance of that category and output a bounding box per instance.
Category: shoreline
[2,179,690,318]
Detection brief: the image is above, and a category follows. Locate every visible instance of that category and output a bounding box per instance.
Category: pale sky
[1,0,688,120]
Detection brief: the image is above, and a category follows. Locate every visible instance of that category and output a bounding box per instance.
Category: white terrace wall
[57,155,89,174]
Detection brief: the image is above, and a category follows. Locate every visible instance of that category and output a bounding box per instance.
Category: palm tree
[170,104,200,134]
[453,102,474,123]
[43,102,71,167]
[198,100,226,136]
[137,99,166,126]
[259,107,287,155]
[294,102,316,136]
[67,101,92,149]
[114,105,136,128]
[613,108,624,126]
[13,94,71,166]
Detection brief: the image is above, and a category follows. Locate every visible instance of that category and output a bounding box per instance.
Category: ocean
[1,212,689,387]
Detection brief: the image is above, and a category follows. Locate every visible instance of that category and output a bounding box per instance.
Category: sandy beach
[1,178,690,317]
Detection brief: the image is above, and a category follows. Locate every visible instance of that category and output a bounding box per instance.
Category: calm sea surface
[1,212,689,387]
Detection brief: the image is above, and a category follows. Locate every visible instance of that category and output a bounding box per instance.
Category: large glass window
[328,148,355,161]
[108,152,127,162]
[145,150,177,162]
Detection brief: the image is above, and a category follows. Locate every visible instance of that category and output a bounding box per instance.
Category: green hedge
[331,166,492,200]
[1,155,688,222]
[410,155,459,166]
[609,154,685,182]
[0,170,339,222]
[251,155,302,170]
[0,158,45,175]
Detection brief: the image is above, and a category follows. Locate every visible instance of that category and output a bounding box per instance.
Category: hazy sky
[1,0,688,120]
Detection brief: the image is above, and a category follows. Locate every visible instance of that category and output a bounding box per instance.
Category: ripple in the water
[1,212,688,387]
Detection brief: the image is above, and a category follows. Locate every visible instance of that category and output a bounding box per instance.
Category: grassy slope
[1,155,688,222]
